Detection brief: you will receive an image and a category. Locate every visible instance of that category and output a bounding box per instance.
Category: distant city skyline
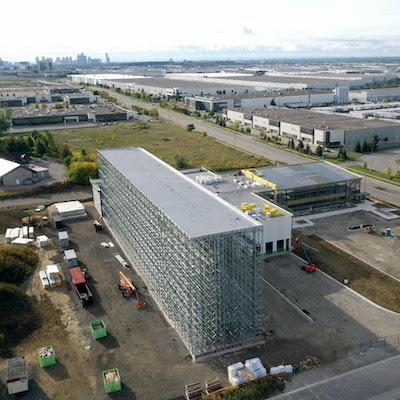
[2,0,400,62]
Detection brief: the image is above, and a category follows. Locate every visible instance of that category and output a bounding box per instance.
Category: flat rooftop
[253,162,361,191]
[216,74,348,85]
[235,106,400,130]
[189,89,330,101]
[99,148,261,237]
[354,87,400,94]
[104,77,250,90]
[12,104,126,118]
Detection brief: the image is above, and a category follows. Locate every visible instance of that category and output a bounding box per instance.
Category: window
[277,240,284,252]
[265,242,273,254]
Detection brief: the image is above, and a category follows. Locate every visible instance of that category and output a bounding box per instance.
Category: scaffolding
[98,152,264,359]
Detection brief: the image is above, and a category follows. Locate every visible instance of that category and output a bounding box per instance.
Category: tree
[0,109,12,134]
[337,147,347,161]
[27,136,34,148]
[35,140,46,156]
[174,154,188,169]
[186,124,195,132]
[68,161,98,185]
[59,144,72,159]
[149,108,159,117]
[245,127,251,134]
[386,166,392,179]
[297,140,304,151]
[362,141,370,153]
[315,146,323,157]
[355,141,361,153]
[368,134,380,152]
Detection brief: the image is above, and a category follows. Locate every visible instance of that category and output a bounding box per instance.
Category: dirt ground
[293,210,400,313]
[299,210,400,279]
[1,203,400,400]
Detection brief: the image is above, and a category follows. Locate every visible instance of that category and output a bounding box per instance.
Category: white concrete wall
[252,115,269,130]
[280,122,300,138]
[241,96,273,108]
[226,109,245,124]
[262,214,292,253]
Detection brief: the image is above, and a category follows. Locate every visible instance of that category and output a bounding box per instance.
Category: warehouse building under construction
[243,162,363,215]
[95,147,264,360]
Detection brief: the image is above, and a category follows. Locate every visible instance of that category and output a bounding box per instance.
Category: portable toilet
[58,231,69,249]
[64,249,78,267]
[386,228,392,237]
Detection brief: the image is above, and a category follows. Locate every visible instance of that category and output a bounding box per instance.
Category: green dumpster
[90,320,107,339]
[38,345,56,368]
[103,368,122,393]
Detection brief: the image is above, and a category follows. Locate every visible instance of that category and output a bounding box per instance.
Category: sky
[2,0,400,62]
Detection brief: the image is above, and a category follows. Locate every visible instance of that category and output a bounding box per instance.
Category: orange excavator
[300,242,317,273]
[117,271,147,308]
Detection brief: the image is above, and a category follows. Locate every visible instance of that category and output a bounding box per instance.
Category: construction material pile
[46,265,61,287]
[245,358,267,380]
[6,226,35,245]
[48,201,87,222]
[104,370,119,383]
[298,355,320,371]
[228,362,249,386]
[39,347,54,359]
[37,235,49,248]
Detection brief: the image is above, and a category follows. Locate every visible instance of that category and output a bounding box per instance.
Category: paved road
[110,91,400,205]
[271,354,400,400]
[0,189,91,208]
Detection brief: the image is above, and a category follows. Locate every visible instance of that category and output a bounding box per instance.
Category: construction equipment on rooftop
[299,241,317,273]
[118,271,146,308]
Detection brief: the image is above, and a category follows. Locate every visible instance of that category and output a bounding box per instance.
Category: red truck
[69,267,93,306]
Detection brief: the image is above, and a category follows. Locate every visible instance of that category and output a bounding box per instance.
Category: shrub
[174,154,188,169]
[186,124,195,132]
[315,146,323,157]
[68,161,98,185]
[209,376,285,400]
[0,246,38,285]
[149,108,159,117]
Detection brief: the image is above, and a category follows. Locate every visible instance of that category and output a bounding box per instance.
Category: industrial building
[349,87,400,103]
[168,72,397,90]
[11,104,133,126]
[0,157,48,186]
[98,77,253,97]
[241,162,363,215]
[94,147,265,360]
[226,107,400,149]
[182,168,293,254]
[63,93,96,104]
[186,90,338,112]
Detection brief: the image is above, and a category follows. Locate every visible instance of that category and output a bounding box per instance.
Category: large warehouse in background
[94,147,266,360]
[227,107,400,149]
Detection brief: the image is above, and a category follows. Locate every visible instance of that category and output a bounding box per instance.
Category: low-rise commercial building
[11,104,133,126]
[226,107,400,148]
[186,90,336,112]
[63,93,96,104]
[0,157,48,186]
[241,162,363,215]
[349,87,400,103]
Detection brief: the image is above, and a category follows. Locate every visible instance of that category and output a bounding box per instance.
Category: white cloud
[1,0,400,60]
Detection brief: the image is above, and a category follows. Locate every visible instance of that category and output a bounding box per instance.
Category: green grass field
[52,121,270,171]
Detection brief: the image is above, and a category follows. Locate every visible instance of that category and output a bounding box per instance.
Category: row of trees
[58,144,98,185]
[354,135,381,153]
[0,130,58,157]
